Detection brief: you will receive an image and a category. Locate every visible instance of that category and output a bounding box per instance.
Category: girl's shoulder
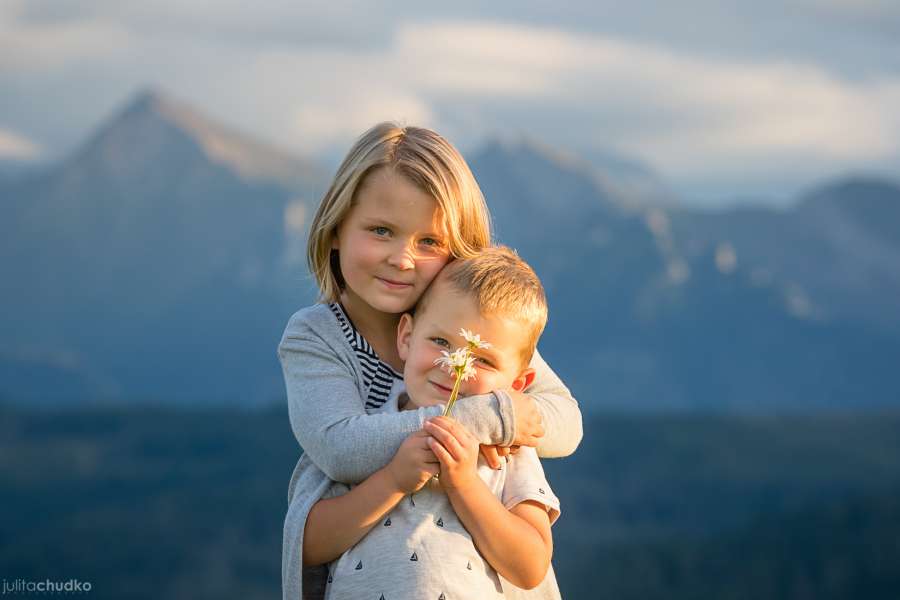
[280,303,346,348]
[285,302,334,328]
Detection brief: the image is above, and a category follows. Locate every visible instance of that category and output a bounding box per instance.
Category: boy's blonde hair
[422,246,548,368]
[307,122,493,302]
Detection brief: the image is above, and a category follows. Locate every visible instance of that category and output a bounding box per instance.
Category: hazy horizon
[3,1,900,207]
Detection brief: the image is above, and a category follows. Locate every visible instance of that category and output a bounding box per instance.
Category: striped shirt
[328,303,404,412]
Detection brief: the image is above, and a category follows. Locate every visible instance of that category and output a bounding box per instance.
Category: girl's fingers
[419,446,440,464]
[480,445,502,469]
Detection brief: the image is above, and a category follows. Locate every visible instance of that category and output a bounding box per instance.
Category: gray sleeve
[278,327,511,484]
[461,349,584,458]
[282,457,334,600]
[525,348,584,458]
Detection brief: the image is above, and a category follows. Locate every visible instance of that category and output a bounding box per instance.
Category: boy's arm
[425,418,554,590]
[303,430,439,566]
[448,481,552,590]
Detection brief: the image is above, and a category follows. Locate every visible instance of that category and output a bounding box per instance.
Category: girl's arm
[279,326,510,484]
[303,468,405,566]
[304,430,438,566]
[514,347,584,458]
[279,317,582,484]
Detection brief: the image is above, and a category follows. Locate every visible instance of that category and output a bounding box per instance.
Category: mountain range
[2,88,898,410]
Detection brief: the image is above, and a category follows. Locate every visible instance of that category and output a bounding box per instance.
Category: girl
[279,122,582,600]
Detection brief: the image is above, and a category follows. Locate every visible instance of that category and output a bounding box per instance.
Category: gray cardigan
[279,303,583,600]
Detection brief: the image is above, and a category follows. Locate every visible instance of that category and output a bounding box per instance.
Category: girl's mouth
[377,277,413,289]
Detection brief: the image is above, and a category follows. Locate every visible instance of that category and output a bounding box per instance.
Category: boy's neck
[339,292,404,372]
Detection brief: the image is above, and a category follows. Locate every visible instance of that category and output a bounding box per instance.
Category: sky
[2,0,899,207]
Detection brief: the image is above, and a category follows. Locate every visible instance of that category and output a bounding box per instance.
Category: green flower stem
[441,349,471,417]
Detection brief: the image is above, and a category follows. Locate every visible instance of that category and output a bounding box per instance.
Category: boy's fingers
[428,417,474,447]
[428,437,453,465]
[425,421,465,460]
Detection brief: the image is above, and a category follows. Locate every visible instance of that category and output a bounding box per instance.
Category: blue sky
[2,0,899,206]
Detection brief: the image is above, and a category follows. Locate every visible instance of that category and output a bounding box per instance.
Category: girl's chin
[369,291,418,314]
[357,297,414,316]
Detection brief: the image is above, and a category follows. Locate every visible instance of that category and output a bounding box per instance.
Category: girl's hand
[509,390,545,447]
[386,430,440,494]
[424,417,480,491]
[480,444,512,470]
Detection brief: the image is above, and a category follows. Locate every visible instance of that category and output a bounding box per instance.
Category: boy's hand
[386,430,440,494]
[424,416,480,491]
[509,390,545,448]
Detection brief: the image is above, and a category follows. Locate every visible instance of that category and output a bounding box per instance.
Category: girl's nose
[387,246,415,270]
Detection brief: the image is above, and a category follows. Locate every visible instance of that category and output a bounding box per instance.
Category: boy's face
[397,275,534,410]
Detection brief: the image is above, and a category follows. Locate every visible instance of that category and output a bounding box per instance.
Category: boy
[303,246,561,599]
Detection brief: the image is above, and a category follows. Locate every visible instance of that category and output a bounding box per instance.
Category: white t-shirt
[323,385,561,600]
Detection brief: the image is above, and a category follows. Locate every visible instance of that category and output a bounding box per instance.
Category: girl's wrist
[380,463,411,495]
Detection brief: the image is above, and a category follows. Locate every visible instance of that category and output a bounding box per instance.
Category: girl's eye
[420,237,441,247]
[431,337,450,348]
[371,226,391,236]
[475,356,493,368]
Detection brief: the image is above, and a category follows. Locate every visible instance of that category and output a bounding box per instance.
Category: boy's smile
[397,274,534,410]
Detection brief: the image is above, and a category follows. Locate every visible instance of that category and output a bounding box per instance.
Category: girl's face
[333,167,451,316]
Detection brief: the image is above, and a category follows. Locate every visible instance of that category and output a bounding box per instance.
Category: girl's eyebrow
[360,217,444,239]
[359,216,396,227]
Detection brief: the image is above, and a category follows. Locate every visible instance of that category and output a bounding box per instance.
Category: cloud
[2,8,899,202]
[384,21,900,179]
[0,13,134,72]
[0,128,41,159]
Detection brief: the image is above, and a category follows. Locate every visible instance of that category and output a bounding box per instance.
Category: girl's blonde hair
[307,122,493,302]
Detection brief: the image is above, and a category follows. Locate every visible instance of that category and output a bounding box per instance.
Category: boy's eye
[475,356,494,368]
[430,337,450,348]
[371,226,391,236]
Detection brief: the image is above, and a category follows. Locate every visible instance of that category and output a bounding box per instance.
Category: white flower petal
[460,328,491,349]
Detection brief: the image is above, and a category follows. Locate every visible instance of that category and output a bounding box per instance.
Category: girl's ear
[397,313,415,361]
[511,368,536,392]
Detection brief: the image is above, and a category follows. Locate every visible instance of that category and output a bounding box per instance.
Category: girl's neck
[339,291,405,372]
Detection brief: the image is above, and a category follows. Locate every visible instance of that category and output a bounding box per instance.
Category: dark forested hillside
[2,405,899,599]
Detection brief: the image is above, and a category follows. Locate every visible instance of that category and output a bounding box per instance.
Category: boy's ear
[397,313,414,361]
[511,367,536,392]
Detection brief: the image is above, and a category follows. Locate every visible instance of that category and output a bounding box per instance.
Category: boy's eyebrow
[473,345,503,363]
